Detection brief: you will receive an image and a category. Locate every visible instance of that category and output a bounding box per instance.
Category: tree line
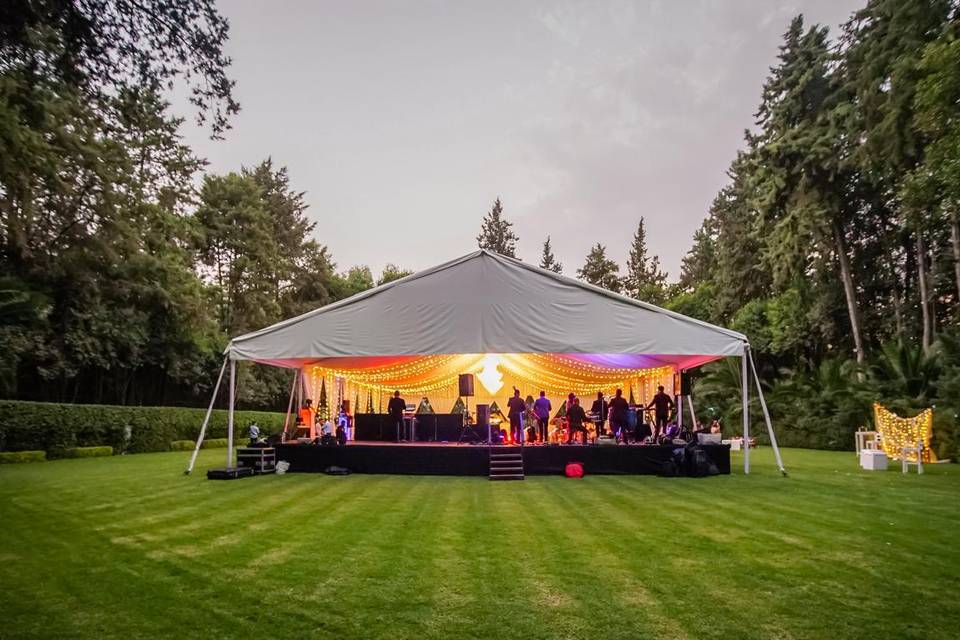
[1,1,959,456]
[476,198,668,302]
[0,0,409,407]
[475,2,960,455]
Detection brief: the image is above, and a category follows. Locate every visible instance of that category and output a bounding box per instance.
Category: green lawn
[1,448,957,640]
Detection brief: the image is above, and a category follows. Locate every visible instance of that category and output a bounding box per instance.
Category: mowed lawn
[1,448,958,640]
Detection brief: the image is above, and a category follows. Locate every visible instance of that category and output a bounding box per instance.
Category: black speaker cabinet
[475,404,490,428]
[458,373,475,397]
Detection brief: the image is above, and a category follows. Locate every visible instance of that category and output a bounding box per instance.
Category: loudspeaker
[673,372,692,396]
[458,373,475,397]
[475,404,490,428]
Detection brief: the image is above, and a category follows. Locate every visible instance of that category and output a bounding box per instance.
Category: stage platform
[274,442,731,476]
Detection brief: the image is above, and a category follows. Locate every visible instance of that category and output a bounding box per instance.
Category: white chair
[901,441,924,474]
[855,429,879,455]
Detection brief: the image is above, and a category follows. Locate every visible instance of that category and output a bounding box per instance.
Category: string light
[304,353,677,412]
[874,403,935,463]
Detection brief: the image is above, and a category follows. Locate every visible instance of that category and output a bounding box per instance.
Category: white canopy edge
[225,249,747,366]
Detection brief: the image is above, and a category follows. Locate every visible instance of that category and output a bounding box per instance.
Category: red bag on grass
[565,462,584,478]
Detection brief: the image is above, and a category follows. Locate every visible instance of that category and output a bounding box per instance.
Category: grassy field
[1,448,957,640]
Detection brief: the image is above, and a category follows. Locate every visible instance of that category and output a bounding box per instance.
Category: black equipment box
[207,467,255,480]
[236,447,276,474]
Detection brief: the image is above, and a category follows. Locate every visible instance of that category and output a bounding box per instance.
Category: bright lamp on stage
[477,354,504,394]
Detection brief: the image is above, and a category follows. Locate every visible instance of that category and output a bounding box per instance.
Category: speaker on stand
[458,374,480,443]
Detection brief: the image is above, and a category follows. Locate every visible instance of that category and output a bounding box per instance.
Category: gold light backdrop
[874,403,935,462]
[306,354,676,414]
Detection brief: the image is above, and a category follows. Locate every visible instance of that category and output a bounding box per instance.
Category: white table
[860,449,888,471]
[723,438,742,451]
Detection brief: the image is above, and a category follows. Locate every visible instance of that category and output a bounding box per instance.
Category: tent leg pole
[677,392,683,429]
[296,370,303,424]
[227,358,236,469]
[687,395,698,430]
[749,349,787,476]
[282,370,298,442]
[185,357,228,475]
[742,346,750,474]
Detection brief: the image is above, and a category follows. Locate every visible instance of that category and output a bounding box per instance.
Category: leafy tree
[476,198,518,257]
[869,340,941,407]
[0,0,238,405]
[378,264,413,286]
[0,0,239,136]
[623,217,667,303]
[678,218,717,292]
[195,172,278,335]
[770,359,874,449]
[709,152,772,321]
[334,266,375,299]
[539,236,562,273]
[664,282,719,325]
[751,16,868,366]
[577,244,621,292]
[840,0,955,351]
[911,23,960,304]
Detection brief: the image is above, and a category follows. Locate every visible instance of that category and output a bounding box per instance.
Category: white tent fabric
[226,250,746,368]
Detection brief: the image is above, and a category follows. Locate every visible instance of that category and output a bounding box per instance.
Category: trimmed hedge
[170,438,238,451]
[65,446,113,458]
[0,450,46,464]
[0,400,285,457]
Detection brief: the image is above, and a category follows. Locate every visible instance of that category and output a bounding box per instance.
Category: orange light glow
[306,354,676,414]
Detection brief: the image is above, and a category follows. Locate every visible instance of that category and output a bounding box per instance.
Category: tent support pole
[674,368,681,429]
[296,369,303,422]
[687,394,698,430]
[227,358,236,469]
[185,356,228,475]
[281,369,298,441]
[742,345,750,474]
[677,392,683,429]
[749,349,787,476]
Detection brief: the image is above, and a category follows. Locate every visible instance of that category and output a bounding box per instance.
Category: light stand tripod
[458,395,481,444]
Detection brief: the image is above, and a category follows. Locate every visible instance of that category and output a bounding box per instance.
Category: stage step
[489,450,524,481]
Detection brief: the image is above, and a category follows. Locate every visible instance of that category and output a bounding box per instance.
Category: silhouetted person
[645,385,674,438]
[533,390,552,443]
[388,390,406,441]
[591,391,608,436]
[506,388,526,444]
[609,388,630,441]
[565,398,589,445]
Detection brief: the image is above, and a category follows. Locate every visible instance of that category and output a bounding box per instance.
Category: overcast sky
[180,0,864,282]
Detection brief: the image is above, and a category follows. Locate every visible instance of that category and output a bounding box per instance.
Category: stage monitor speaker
[673,372,692,396]
[475,404,490,428]
[458,373,475,397]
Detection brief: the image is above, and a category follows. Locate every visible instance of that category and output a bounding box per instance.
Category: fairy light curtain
[306,353,676,414]
[873,404,935,462]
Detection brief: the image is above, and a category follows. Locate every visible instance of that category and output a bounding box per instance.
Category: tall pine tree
[577,244,621,292]
[539,236,563,273]
[476,198,518,257]
[623,218,667,303]
[752,16,868,365]
[840,0,954,351]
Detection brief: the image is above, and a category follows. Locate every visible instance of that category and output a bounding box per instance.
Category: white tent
[189,250,784,474]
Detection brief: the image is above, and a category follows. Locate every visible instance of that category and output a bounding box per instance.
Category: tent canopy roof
[227,250,746,369]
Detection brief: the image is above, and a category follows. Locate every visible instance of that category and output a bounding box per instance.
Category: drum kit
[548,417,596,445]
